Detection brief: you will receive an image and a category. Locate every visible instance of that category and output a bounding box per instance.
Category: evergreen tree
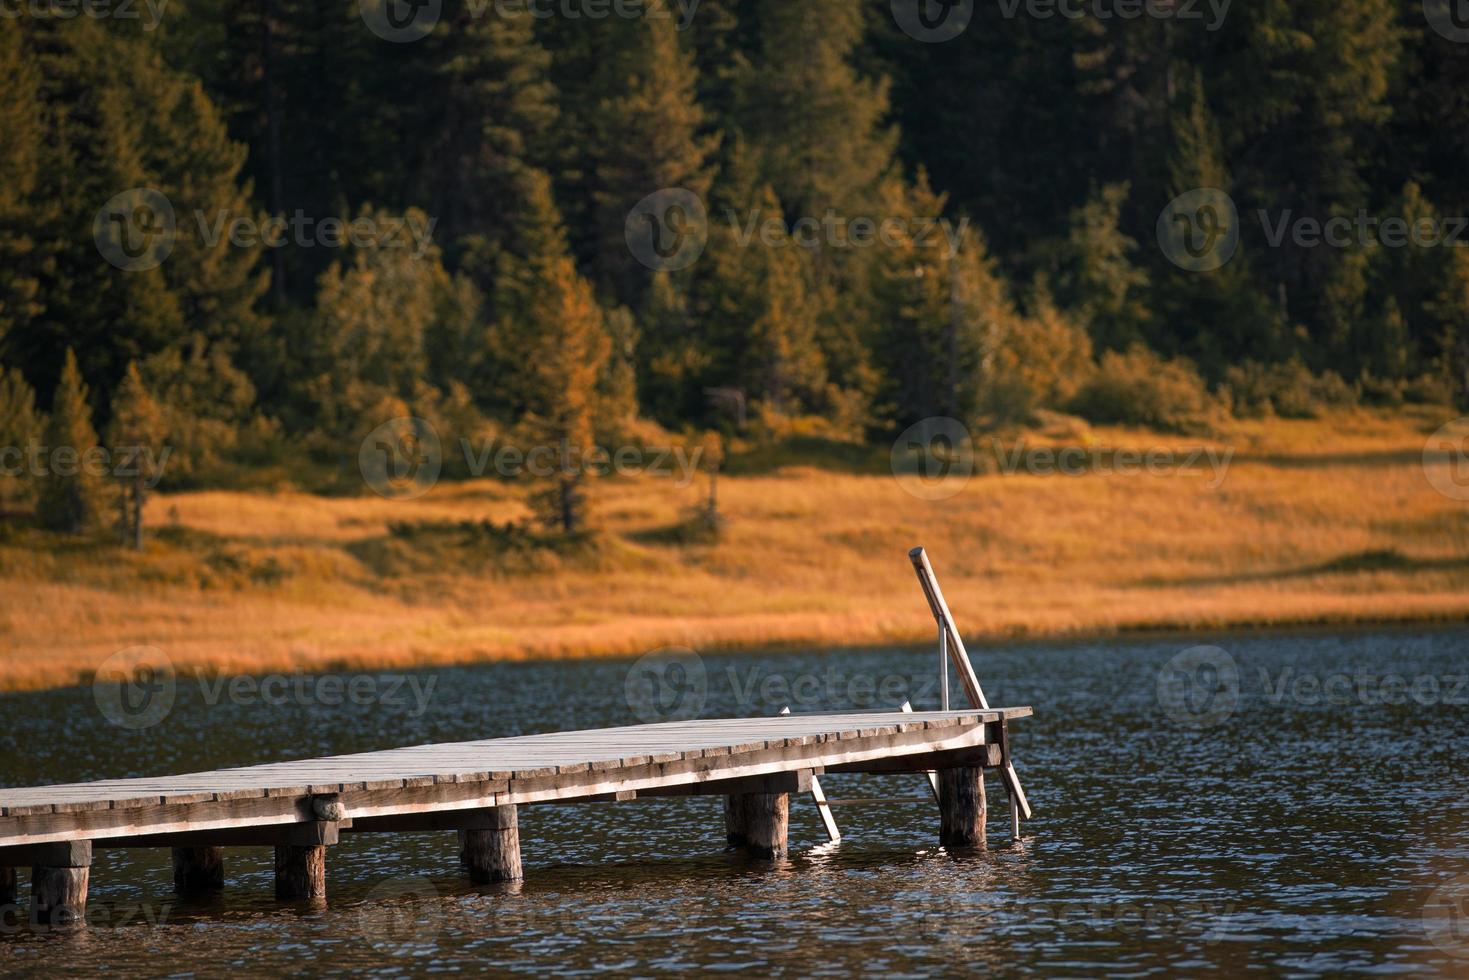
[870,175,1013,428]
[1051,183,1150,352]
[0,29,45,355]
[1151,73,1280,375]
[588,15,717,309]
[732,0,896,219]
[492,172,612,534]
[0,365,41,516]
[38,349,105,534]
[106,362,166,549]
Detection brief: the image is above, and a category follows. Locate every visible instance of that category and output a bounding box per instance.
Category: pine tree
[106,362,166,549]
[587,15,716,309]
[1151,72,1280,375]
[0,365,40,516]
[732,0,896,218]
[420,2,559,287]
[9,17,265,408]
[1052,183,1150,352]
[695,185,826,419]
[38,349,105,534]
[871,175,1014,428]
[0,29,45,354]
[493,173,612,534]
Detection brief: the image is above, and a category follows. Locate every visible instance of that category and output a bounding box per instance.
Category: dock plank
[0,709,1030,835]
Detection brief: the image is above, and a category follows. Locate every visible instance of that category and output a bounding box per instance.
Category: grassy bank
[2,408,1466,693]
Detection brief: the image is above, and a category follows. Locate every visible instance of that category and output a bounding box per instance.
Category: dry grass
[2,407,1466,692]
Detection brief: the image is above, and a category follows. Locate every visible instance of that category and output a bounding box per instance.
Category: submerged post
[172,846,225,895]
[274,845,326,901]
[937,767,987,850]
[30,841,91,929]
[724,793,790,859]
[462,805,522,883]
[1,866,16,907]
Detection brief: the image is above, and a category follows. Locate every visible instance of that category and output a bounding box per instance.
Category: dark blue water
[1,629,1467,976]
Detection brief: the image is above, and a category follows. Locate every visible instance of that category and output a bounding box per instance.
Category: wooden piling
[274,845,326,901]
[1,866,16,906]
[30,841,91,929]
[724,793,789,859]
[937,767,987,850]
[172,846,225,894]
[462,805,522,883]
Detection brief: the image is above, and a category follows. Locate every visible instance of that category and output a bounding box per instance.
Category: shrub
[1225,359,1357,419]
[1068,345,1215,433]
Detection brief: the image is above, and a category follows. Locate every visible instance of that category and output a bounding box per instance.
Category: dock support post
[274,845,326,901]
[30,841,91,929]
[462,805,522,884]
[172,846,225,894]
[724,793,789,859]
[1,866,15,905]
[937,767,987,850]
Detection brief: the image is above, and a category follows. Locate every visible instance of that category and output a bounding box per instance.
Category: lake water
[2,629,1467,976]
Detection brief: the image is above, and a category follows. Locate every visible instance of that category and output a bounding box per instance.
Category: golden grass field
[1,408,1466,692]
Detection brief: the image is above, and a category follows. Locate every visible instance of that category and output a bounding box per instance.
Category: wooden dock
[0,548,1036,928]
[0,709,1031,924]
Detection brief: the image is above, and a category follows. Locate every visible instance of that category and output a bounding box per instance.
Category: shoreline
[6,605,1467,697]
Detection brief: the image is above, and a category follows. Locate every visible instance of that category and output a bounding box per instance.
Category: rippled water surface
[2,629,1468,976]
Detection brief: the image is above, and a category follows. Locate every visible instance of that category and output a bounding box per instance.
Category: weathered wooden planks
[0,710,1029,846]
